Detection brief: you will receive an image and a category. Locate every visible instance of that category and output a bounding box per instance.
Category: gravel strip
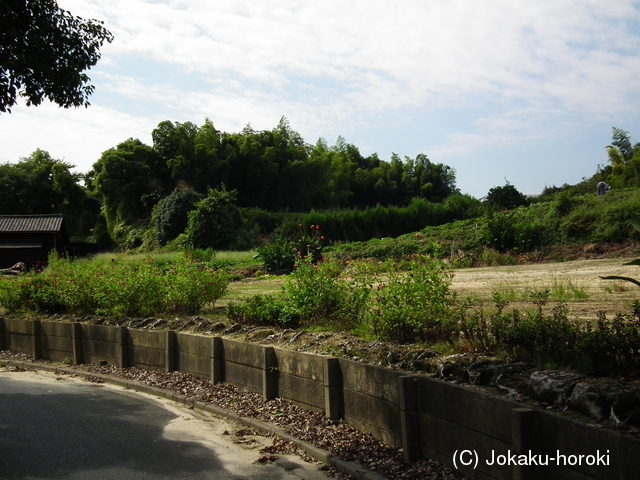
[1,350,461,480]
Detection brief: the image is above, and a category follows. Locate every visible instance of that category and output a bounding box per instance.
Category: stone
[435,354,475,381]
[467,360,530,386]
[611,388,640,427]
[568,379,627,422]
[528,370,585,405]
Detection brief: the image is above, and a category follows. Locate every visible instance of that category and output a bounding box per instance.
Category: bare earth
[222,257,640,324]
[450,258,639,323]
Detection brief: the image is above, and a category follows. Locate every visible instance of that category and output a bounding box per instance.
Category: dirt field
[450,257,639,322]
[222,257,640,324]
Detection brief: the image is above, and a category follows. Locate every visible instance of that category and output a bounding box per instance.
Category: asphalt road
[0,369,328,480]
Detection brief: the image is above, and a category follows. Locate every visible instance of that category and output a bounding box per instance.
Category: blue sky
[3,0,640,198]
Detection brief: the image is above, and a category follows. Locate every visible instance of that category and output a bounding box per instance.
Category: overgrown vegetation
[0,252,230,316]
[455,296,640,374]
[228,255,455,339]
[324,189,640,266]
[2,127,640,376]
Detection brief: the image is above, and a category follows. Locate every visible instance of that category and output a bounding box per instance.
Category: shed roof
[0,215,64,233]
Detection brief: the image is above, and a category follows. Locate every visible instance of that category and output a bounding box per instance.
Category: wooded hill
[1,123,638,252]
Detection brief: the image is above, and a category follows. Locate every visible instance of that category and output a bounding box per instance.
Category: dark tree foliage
[185,187,242,250]
[0,149,102,242]
[153,188,203,246]
[146,116,459,213]
[89,139,169,237]
[87,117,461,247]
[605,127,640,189]
[484,183,529,211]
[0,0,113,112]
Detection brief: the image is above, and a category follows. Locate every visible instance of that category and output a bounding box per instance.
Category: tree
[0,0,113,113]
[484,183,529,211]
[610,127,635,164]
[606,127,640,188]
[0,149,102,241]
[153,188,204,246]
[184,187,242,250]
[89,139,166,240]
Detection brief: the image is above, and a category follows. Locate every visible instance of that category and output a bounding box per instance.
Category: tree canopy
[0,0,113,112]
[0,150,103,242]
[484,183,529,211]
[605,127,640,188]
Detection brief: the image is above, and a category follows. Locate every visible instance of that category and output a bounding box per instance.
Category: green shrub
[492,303,580,366]
[285,256,372,330]
[0,252,230,316]
[0,277,23,311]
[164,256,230,314]
[576,310,640,374]
[226,294,300,327]
[185,187,242,250]
[255,234,297,272]
[256,224,326,272]
[153,188,204,246]
[484,184,529,211]
[367,255,455,343]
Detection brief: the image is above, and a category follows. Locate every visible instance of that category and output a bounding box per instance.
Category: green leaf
[630,216,640,233]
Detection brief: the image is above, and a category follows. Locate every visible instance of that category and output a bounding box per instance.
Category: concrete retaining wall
[1,318,637,480]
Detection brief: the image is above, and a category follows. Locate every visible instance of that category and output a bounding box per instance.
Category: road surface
[0,367,329,479]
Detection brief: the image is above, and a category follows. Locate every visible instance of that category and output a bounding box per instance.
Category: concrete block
[533,409,637,480]
[278,373,324,412]
[340,358,400,403]
[417,375,519,443]
[117,326,128,368]
[177,351,210,379]
[275,349,324,380]
[225,361,262,394]
[5,318,31,335]
[174,333,211,379]
[72,322,82,364]
[128,331,166,370]
[343,388,401,447]
[420,411,511,480]
[222,339,264,368]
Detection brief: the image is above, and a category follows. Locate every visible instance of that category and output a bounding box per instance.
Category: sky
[3,0,640,198]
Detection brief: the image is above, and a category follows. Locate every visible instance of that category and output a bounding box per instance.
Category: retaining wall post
[323,357,343,420]
[0,317,5,351]
[31,320,41,360]
[512,407,536,480]
[262,346,278,401]
[211,337,224,384]
[399,375,421,462]
[165,330,177,372]
[72,322,82,364]
[116,326,128,368]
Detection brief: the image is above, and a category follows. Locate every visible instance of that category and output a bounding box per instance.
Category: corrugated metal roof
[0,215,64,233]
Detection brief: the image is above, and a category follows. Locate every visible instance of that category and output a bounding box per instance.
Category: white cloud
[0,100,157,172]
[4,0,639,197]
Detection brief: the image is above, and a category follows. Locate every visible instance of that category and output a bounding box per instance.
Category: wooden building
[0,214,69,269]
